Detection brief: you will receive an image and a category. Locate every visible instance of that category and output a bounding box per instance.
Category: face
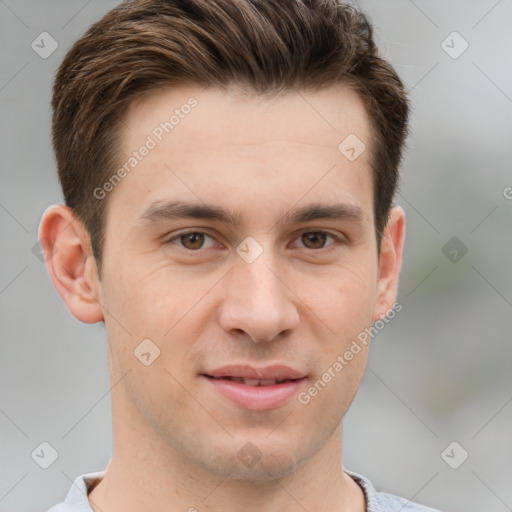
[94,84,397,480]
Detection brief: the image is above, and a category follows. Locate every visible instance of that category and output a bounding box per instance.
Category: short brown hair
[52,0,409,271]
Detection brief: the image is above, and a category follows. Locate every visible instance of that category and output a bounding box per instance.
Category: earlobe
[372,206,406,322]
[38,204,104,324]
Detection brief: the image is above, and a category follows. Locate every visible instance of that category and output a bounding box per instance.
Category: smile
[202,374,307,411]
[207,376,295,386]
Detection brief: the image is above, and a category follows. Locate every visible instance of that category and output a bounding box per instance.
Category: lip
[201,364,307,411]
[204,364,306,381]
[202,375,306,411]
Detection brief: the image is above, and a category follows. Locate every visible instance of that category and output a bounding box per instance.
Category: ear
[38,204,104,324]
[372,206,405,322]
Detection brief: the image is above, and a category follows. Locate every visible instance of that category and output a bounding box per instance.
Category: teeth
[240,378,290,386]
[243,378,262,386]
[211,376,294,385]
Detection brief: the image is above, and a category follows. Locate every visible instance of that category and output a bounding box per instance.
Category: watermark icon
[338,133,366,162]
[441,441,469,469]
[441,236,468,263]
[31,441,59,469]
[298,302,402,405]
[31,32,58,59]
[93,97,198,200]
[32,237,57,263]
[236,236,264,264]
[134,338,161,366]
[503,186,512,200]
[237,442,262,468]
[441,31,469,60]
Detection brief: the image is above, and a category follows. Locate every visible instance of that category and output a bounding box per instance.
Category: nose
[218,250,300,343]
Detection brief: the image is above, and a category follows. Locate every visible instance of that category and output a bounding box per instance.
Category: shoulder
[46,504,69,512]
[344,468,442,512]
[45,470,105,512]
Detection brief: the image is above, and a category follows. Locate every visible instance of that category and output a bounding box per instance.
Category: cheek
[295,257,378,338]
[100,269,208,415]
[102,258,203,330]
[291,257,376,405]
[101,264,216,372]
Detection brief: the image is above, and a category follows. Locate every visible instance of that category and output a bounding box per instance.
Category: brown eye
[295,231,341,250]
[180,232,205,250]
[297,231,337,250]
[165,230,218,252]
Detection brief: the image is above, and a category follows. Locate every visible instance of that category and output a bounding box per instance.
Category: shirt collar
[63,468,379,512]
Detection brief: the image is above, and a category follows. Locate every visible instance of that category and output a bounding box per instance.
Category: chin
[218,442,305,482]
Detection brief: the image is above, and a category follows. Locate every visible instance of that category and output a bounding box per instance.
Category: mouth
[203,375,298,386]
[201,364,307,411]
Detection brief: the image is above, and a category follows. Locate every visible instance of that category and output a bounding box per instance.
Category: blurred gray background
[1,1,511,511]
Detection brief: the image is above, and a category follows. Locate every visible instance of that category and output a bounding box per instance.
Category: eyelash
[164,229,344,252]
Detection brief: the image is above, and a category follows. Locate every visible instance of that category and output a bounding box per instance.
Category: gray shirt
[46,468,442,511]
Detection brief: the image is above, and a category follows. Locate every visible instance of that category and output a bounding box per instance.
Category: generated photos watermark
[93,97,198,200]
[298,301,403,405]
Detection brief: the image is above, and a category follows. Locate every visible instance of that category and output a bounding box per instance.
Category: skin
[40,83,405,512]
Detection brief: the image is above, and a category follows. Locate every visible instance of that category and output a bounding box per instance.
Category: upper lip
[203,364,306,380]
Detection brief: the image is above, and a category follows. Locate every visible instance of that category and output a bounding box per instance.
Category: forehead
[125,83,370,153]
[107,84,374,228]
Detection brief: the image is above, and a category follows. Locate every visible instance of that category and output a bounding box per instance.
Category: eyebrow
[283,202,365,226]
[136,199,365,228]
[137,200,242,226]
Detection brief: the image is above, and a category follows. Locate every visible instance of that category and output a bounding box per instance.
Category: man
[41,0,441,510]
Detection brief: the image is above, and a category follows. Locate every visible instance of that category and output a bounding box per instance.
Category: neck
[88,385,365,511]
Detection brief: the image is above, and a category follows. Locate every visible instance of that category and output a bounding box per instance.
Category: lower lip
[203,376,306,411]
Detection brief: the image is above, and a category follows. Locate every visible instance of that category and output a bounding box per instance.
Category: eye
[166,231,217,250]
[293,231,339,250]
